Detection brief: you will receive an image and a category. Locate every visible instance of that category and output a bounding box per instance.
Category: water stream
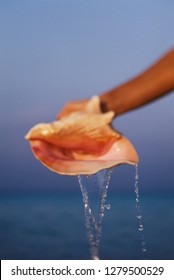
[77,168,112,260]
[78,164,146,259]
[134,164,147,255]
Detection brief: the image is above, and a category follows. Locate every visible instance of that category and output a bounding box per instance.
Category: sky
[1,0,174,194]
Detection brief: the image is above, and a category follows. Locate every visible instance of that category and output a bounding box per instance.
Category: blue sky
[1,0,174,194]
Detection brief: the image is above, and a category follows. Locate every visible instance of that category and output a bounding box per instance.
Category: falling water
[78,164,146,259]
[134,164,147,255]
[78,168,112,260]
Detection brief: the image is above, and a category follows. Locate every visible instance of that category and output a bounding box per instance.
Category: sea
[0,191,174,260]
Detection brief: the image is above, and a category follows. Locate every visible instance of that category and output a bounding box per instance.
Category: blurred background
[0,0,174,259]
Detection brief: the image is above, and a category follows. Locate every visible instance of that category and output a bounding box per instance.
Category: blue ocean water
[0,192,174,260]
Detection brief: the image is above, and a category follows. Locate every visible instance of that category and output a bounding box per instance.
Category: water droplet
[105,204,111,210]
[136,215,142,219]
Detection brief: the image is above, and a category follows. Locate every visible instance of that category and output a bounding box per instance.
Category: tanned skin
[58,48,174,119]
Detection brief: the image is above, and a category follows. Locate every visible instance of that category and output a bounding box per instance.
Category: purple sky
[1,0,174,193]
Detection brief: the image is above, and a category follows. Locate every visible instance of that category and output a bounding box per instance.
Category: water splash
[78,168,112,260]
[134,164,147,255]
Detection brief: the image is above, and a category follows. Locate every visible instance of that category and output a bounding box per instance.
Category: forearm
[100,48,174,117]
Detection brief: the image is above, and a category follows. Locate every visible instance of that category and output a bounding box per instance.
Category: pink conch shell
[25,96,139,175]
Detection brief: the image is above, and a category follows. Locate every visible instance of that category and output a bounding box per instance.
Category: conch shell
[25,96,139,175]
